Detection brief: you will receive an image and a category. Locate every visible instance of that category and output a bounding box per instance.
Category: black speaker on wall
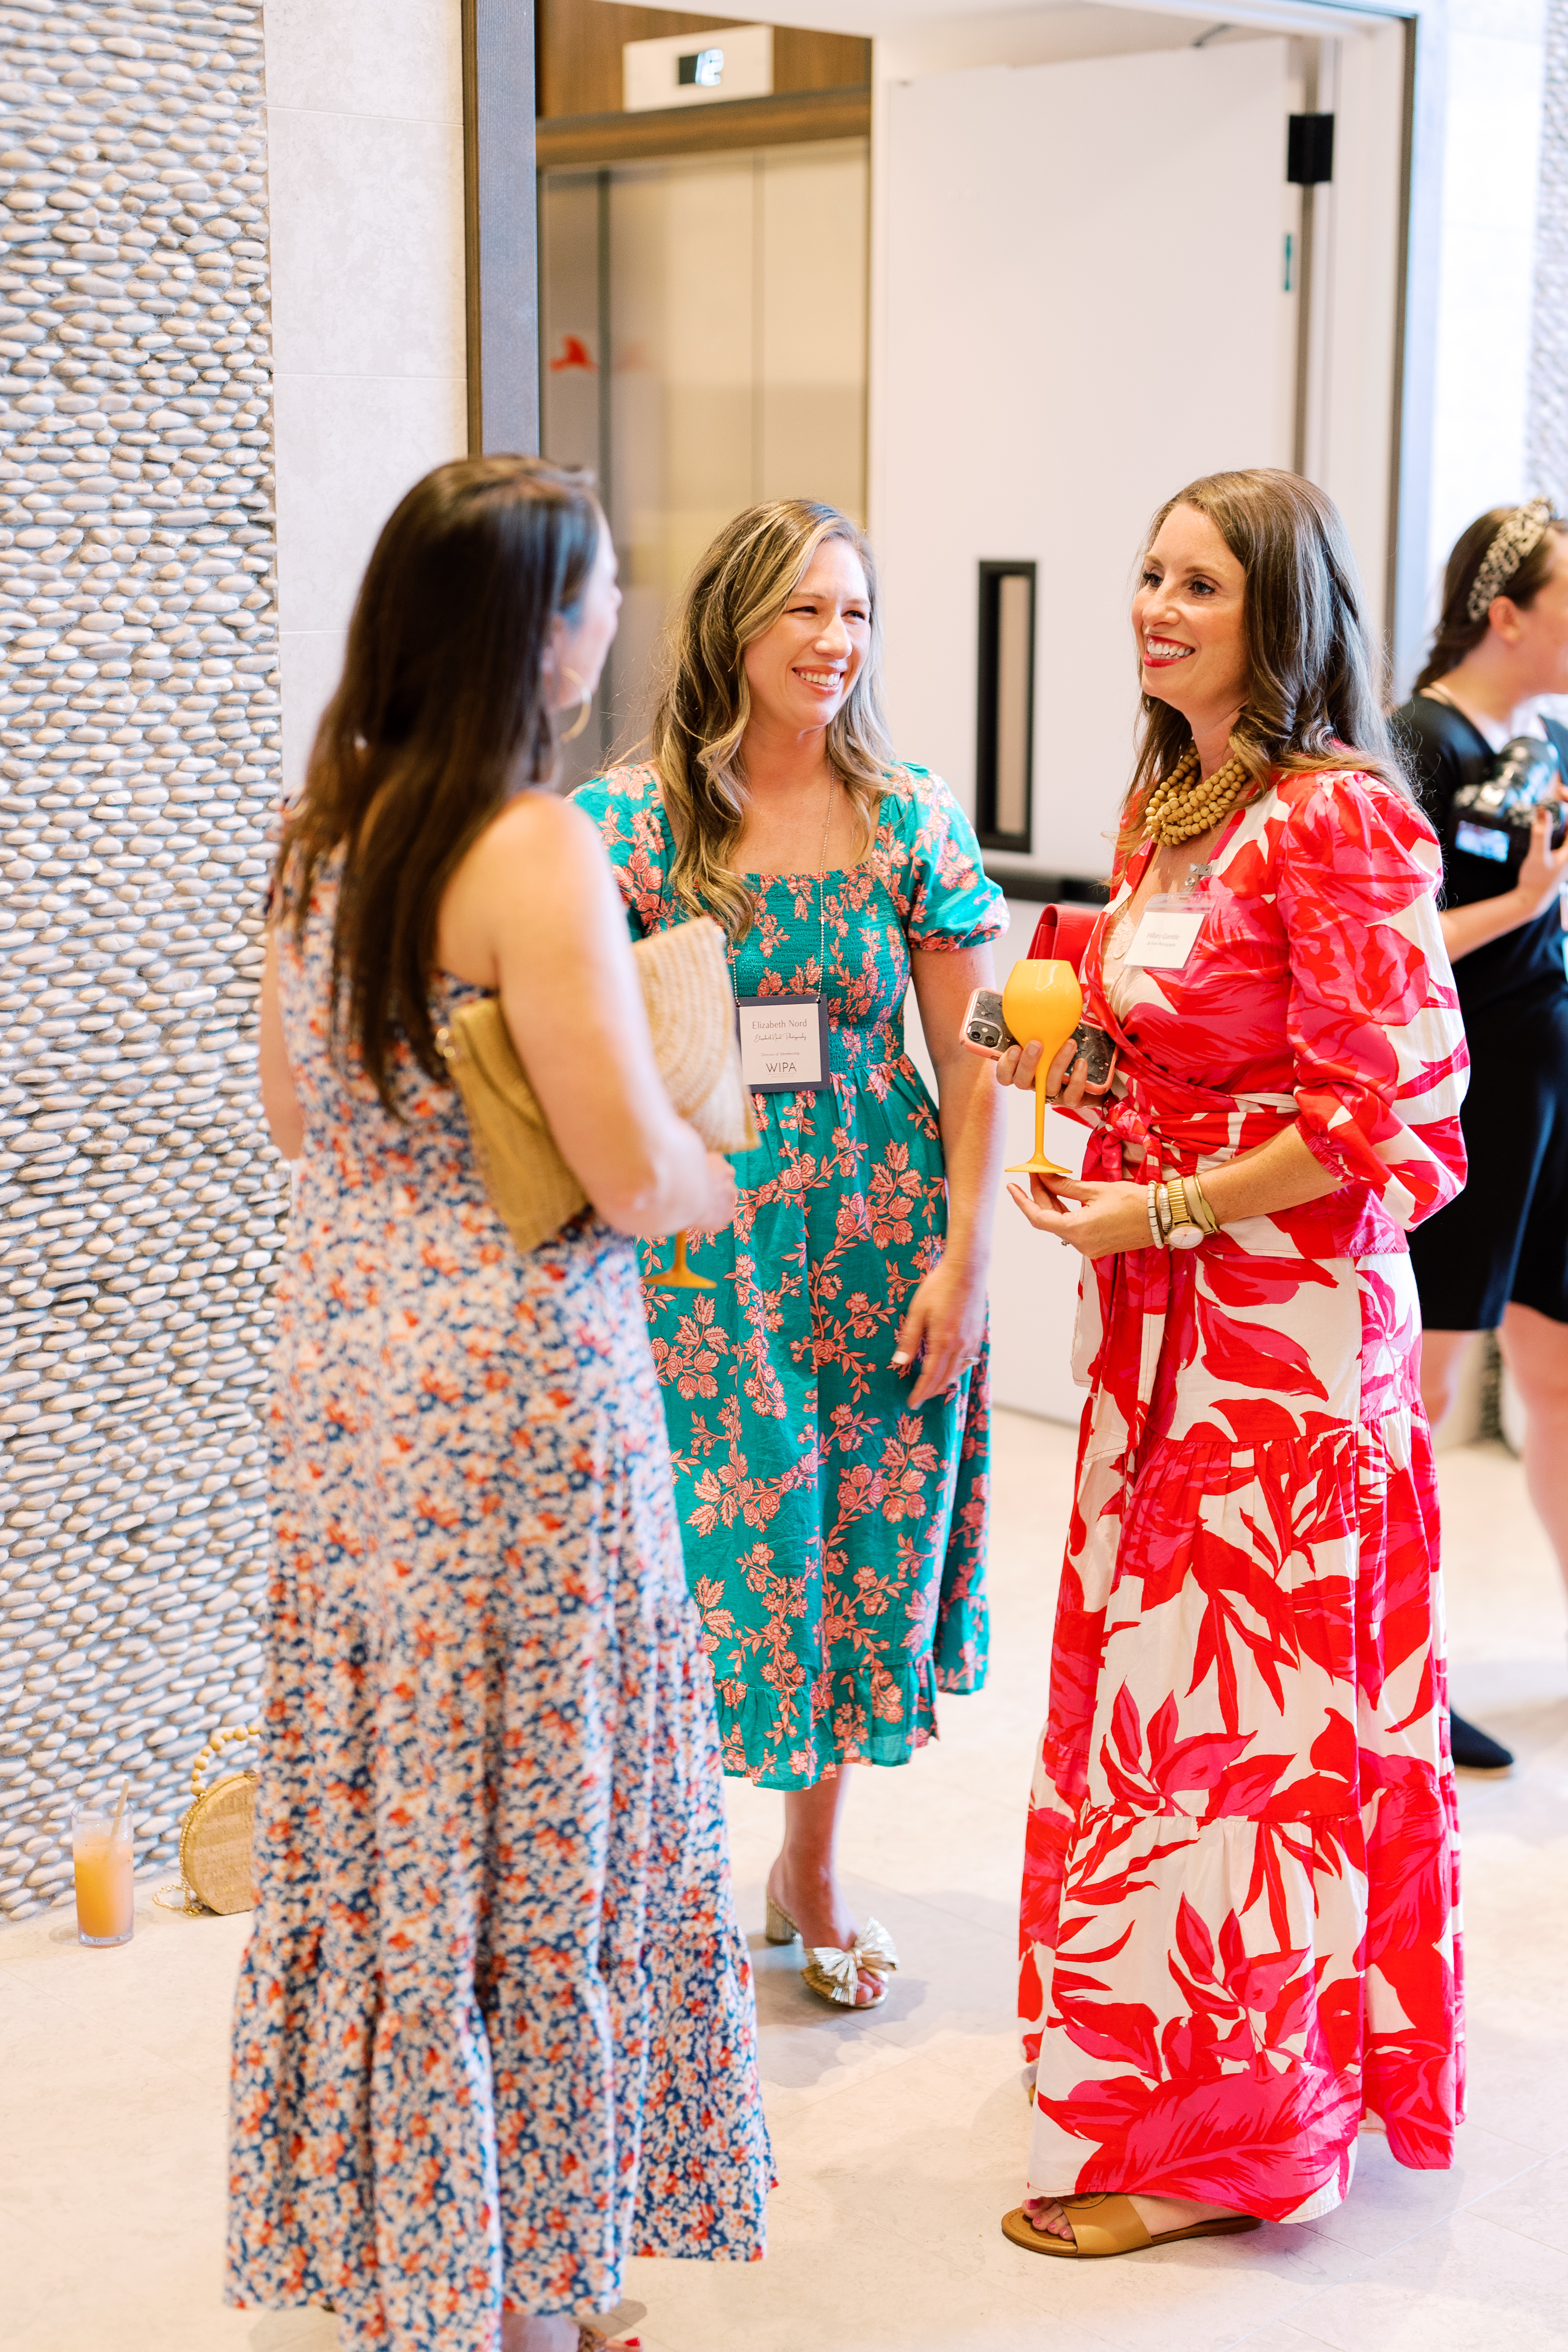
[975,560,1036,852]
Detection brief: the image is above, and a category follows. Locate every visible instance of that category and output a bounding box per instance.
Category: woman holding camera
[232,457,771,2352]
[578,500,1005,2012]
[1394,500,1568,1776]
[1000,471,1466,2257]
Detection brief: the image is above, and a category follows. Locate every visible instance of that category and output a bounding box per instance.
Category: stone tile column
[0,0,282,1916]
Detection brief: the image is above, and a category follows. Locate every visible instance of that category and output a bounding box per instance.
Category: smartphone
[962,987,1016,1056]
[961,991,1117,1090]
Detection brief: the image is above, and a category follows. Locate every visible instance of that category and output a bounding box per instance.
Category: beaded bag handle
[189,1721,261,1799]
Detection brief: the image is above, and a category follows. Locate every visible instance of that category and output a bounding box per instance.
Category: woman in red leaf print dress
[998,472,1467,2259]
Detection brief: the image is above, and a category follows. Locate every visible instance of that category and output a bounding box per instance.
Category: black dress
[1393,693,1568,1329]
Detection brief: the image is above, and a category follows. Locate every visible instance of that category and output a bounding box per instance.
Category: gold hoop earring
[558,666,593,743]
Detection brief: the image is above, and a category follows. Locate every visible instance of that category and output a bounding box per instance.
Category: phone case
[1069,1021,1116,1090]
[962,988,1014,1057]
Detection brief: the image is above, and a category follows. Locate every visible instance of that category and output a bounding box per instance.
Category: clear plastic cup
[72,1798,134,1947]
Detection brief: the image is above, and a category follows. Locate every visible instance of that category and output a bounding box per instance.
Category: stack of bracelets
[1145,1170,1223,1252]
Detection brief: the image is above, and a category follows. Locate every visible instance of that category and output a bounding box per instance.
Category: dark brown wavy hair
[1414,505,1568,690]
[1119,468,1407,861]
[275,453,601,1113]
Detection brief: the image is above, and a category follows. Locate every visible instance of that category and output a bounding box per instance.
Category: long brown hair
[1119,468,1406,861]
[1414,505,1568,689]
[275,453,601,1112]
[649,500,899,942]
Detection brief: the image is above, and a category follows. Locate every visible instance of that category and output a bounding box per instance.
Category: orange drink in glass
[72,1797,134,1947]
[1002,958,1084,1179]
[649,1231,714,1290]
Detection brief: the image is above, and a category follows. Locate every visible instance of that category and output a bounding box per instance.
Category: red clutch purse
[1026,901,1100,973]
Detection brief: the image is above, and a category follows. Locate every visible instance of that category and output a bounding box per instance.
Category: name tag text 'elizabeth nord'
[737,1000,825,1089]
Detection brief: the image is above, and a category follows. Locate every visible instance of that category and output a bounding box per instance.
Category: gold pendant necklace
[1143,742,1253,847]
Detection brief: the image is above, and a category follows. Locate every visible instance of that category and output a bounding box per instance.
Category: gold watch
[1167,1173,1204,1250]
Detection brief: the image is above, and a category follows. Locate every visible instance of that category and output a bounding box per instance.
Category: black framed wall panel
[463,0,541,453]
[975,559,1036,853]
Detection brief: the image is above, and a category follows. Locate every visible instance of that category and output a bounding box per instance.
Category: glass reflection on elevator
[541,139,868,787]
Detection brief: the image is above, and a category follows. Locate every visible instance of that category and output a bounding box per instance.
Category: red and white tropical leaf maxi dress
[1019,770,1469,2224]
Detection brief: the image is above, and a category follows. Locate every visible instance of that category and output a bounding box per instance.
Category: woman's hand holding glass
[1007,1168,1155,1257]
[995,1030,1090,1109]
[997,1032,1151,1257]
[649,1151,739,1289]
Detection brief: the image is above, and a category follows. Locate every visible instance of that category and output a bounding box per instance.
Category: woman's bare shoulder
[439,790,620,983]
[483,786,605,867]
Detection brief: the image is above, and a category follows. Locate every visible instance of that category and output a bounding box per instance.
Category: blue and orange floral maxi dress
[576,764,1005,1788]
[226,852,772,2352]
[1019,771,1468,2223]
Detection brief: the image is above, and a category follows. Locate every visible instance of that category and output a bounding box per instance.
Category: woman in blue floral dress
[578,501,1006,2009]
[230,457,771,2352]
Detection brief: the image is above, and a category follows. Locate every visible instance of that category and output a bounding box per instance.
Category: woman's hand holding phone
[965,988,1116,1096]
[996,1033,1097,1109]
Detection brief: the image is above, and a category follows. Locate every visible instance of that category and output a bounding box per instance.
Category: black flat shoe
[1450,1708,1514,1776]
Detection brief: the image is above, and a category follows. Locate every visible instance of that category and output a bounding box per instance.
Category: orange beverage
[1001,958,1084,1179]
[72,1800,134,1946]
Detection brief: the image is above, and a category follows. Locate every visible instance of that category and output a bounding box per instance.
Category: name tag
[735,992,832,1092]
[1124,907,1205,969]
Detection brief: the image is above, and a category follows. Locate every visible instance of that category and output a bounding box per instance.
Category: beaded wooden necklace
[1142,743,1253,848]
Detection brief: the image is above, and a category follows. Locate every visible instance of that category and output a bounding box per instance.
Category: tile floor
[2,1411,1565,2352]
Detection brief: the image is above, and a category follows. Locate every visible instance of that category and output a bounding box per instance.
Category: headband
[1466,496,1557,621]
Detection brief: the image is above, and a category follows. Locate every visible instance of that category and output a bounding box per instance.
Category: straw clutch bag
[166,1722,260,1916]
[437,914,758,1256]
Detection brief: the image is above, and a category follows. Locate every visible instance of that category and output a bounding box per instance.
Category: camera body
[1451,735,1568,868]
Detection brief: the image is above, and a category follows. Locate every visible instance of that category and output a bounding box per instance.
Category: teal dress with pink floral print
[576,762,1005,1790]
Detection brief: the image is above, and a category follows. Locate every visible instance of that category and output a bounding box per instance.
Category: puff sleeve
[888,767,1008,951]
[572,764,672,941]
[1273,770,1469,1229]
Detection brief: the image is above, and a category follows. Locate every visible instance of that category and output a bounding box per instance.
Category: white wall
[902,901,1089,1425]
[263,0,469,793]
[1306,20,1408,649]
[872,38,1297,878]
[1427,0,1550,587]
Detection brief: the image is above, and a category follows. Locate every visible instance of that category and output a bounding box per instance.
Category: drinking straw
[108,1778,128,1844]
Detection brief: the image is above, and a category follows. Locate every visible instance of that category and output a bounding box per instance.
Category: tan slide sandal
[576,2298,648,2347]
[765,1891,899,2010]
[1002,2194,1260,2258]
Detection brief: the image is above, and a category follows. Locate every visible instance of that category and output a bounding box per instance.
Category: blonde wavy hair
[649,499,900,941]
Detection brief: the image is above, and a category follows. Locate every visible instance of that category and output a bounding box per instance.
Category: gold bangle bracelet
[1186,1172,1222,1234]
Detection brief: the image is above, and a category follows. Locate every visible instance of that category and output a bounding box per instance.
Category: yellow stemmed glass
[1003,958,1084,1179]
[650,1230,714,1290]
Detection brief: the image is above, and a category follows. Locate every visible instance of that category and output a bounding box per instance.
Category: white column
[263,0,468,795]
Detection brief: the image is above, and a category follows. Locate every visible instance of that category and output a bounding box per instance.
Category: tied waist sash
[1075,979,1301,1473]
[1076,897,1300,1188]
[1083,1077,1301,1186]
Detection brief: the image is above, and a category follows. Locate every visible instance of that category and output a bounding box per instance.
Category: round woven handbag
[172,1722,260,1915]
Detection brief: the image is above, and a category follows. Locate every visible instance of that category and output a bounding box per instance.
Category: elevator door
[541,139,868,786]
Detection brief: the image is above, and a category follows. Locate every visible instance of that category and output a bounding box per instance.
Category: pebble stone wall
[0,0,285,1917]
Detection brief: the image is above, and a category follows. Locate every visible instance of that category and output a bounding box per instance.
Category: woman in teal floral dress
[578,501,1006,2008]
